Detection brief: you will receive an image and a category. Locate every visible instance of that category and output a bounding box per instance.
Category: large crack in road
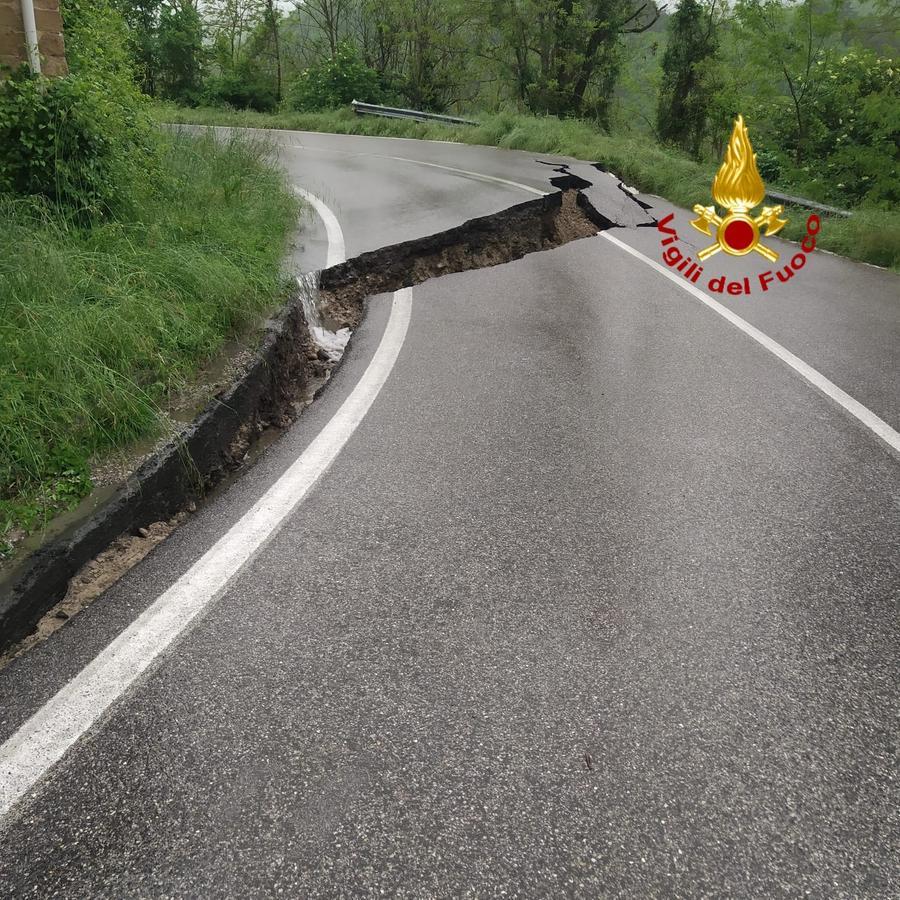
[0,171,655,661]
[2,135,898,898]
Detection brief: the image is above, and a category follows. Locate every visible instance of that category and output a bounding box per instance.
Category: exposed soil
[0,512,188,671]
[319,189,598,327]
[0,186,605,658]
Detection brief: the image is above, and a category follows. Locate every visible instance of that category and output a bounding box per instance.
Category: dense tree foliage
[655,0,719,155]
[85,0,898,210]
[486,0,661,125]
[157,3,205,102]
[288,40,381,110]
[0,0,155,217]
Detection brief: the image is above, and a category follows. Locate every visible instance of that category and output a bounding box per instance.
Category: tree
[263,0,282,101]
[487,0,663,125]
[206,0,262,67]
[117,0,206,99]
[157,2,205,103]
[296,0,484,110]
[299,0,352,56]
[656,0,720,155]
[116,0,163,94]
[352,0,402,77]
[287,39,382,108]
[734,0,844,163]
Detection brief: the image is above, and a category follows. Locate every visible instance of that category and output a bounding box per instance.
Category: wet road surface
[0,130,898,898]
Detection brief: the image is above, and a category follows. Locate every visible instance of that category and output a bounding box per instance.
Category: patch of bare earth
[3,188,602,661]
[0,512,188,671]
[319,189,598,328]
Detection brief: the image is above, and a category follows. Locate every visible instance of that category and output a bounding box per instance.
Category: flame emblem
[691,115,787,262]
[712,115,765,212]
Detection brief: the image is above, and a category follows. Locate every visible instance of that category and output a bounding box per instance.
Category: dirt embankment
[320,190,598,328]
[0,188,603,661]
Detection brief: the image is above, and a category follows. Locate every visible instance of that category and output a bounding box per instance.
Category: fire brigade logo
[691,115,788,263]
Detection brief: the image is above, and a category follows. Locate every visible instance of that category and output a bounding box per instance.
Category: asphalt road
[0,130,898,898]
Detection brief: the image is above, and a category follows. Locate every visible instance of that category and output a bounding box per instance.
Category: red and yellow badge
[656,114,820,297]
[690,115,788,263]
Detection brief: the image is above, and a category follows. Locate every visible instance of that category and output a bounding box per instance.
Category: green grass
[0,130,298,553]
[153,104,900,271]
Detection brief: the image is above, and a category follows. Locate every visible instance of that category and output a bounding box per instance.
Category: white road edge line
[600,231,900,455]
[0,195,412,817]
[294,186,345,267]
[383,157,547,196]
[288,147,548,197]
[202,122,547,197]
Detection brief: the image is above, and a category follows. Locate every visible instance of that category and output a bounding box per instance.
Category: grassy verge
[154,103,900,271]
[0,130,298,557]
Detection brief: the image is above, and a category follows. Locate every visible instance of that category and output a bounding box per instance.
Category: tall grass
[154,104,900,271]
[0,130,298,545]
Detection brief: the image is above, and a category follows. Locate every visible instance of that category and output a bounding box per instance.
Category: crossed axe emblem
[690,204,788,263]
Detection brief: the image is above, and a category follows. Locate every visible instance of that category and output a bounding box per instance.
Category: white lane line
[294,186,345,267]
[289,145,548,197]
[383,156,547,196]
[0,188,411,817]
[194,123,547,197]
[600,231,900,455]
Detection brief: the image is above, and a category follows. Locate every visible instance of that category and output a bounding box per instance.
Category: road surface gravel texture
[0,130,898,898]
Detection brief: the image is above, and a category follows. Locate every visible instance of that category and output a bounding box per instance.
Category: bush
[287,41,382,112]
[0,70,150,217]
[0,0,156,218]
[203,68,277,112]
[746,50,899,210]
[754,149,782,183]
[808,51,899,209]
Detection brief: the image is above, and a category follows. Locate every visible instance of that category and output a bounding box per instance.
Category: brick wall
[0,0,68,77]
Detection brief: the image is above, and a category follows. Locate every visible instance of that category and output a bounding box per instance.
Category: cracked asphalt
[0,131,898,898]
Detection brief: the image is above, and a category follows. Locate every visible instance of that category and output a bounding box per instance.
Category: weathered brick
[38,30,63,56]
[0,39,24,62]
[0,0,66,75]
[0,2,23,20]
[0,30,25,62]
[35,8,62,31]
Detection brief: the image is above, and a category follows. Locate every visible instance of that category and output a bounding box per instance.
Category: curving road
[0,130,898,897]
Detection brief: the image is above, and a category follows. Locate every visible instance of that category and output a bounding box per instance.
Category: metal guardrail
[351,101,852,216]
[351,100,477,127]
[766,190,852,218]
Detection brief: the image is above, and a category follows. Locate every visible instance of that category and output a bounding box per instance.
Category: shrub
[747,50,899,210]
[0,70,150,217]
[809,51,899,209]
[287,41,382,112]
[754,149,782,183]
[0,0,156,218]
[203,67,277,112]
